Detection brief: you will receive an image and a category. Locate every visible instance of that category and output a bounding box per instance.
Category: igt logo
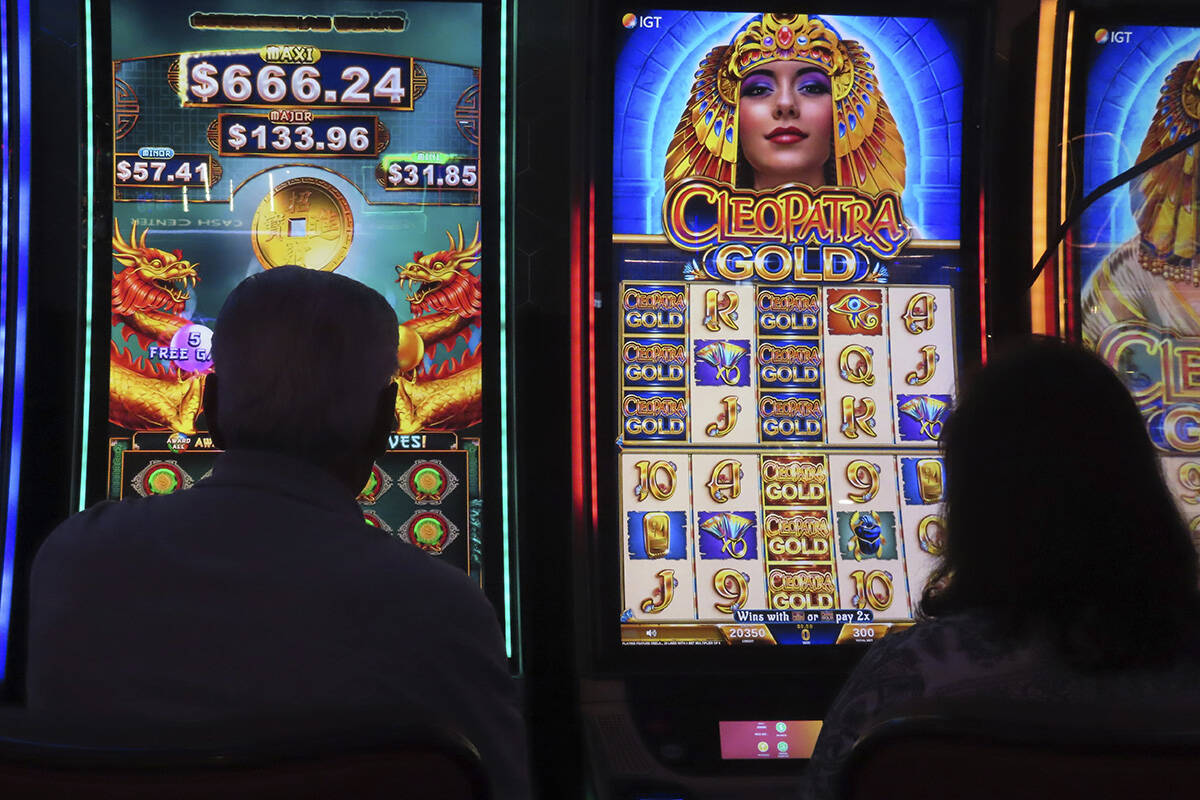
[1095,28,1132,44]
[622,13,663,29]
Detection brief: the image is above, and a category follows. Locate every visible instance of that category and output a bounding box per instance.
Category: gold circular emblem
[251,176,353,271]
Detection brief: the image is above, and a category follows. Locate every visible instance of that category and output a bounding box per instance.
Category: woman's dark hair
[921,337,1200,670]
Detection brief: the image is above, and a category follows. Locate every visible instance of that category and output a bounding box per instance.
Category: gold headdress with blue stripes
[663,13,906,193]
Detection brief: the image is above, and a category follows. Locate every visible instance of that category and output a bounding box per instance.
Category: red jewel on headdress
[778,25,794,49]
[173,249,182,259]
[413,251,424,259]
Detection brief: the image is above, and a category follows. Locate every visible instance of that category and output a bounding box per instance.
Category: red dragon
[393,223,483,433]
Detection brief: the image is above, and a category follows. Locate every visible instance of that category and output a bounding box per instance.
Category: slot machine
[3,0,520,694]
[1033,1,1200,546]
[572,2,988,796]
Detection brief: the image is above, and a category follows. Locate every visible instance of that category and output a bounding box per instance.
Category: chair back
[841,702,1200,800]
[0,708,490,800]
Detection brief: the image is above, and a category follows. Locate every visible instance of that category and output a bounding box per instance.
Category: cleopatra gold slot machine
[3,0,520,695]
[1033,1,1200,556]
[572,2,989,796]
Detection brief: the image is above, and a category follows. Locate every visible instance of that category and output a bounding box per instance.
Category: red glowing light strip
[570,191,585,523]
[978,185,988,362]
[1045,256,1059,337]
[588,182,598,529]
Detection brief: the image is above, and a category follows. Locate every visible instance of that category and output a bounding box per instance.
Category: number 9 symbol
[713,569,749,614]
[846,460,879,503]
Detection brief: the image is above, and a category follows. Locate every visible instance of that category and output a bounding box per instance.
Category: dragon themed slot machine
[578,4,984,795]
[77,0,518,655]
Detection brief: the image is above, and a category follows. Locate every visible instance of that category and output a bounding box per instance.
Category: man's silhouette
[27,266,528,797]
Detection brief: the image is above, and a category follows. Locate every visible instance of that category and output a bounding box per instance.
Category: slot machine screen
[1072,19,1200,536]
[609,10,969,647]
[98,1,487,577]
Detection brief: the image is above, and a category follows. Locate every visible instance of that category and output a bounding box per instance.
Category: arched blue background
[1080,26,1200,282]
[613,12,964,240]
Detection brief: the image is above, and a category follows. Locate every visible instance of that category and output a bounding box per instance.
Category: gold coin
[251,176,353,271]
[414,467,443,494]
[414,518,444,545]
[148,468,178,494]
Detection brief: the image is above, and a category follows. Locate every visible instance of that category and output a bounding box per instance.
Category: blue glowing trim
[0,2,7,408]
[0,0,30,682]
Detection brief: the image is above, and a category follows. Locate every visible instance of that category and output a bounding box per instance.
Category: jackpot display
[1075,23,1200,530]
[612,11,965,645]
[104,1,484,575]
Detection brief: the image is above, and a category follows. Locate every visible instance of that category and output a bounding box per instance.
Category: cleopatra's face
[737,61,833,190]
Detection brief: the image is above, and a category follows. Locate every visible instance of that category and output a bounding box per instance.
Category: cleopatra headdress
[1132,53,1200,284]
[663,13,906,193]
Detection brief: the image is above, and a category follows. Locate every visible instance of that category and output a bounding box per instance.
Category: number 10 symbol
[849,569,893,611]
[634,460,676,501]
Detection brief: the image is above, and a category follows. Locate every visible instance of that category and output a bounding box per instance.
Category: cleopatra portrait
[1083,49,1200,345]
[664,13,906,194]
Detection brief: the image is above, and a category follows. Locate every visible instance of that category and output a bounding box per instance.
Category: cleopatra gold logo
[767,566,836,610]
[758,343,820,385]
[623,341,687,384]
[761,455,827,506]
[663,178,910,260]
[622,288,686,331]
[764,511,832,561]
[756,289,820,333]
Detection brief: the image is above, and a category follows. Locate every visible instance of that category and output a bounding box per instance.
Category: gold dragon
[394,224,483,433]
[110,220,204,432]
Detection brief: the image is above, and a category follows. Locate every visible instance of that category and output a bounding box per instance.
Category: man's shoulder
[35,491,498,622]
[38,497,158,555]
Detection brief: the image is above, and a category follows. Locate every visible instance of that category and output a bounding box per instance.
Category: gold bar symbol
[916,459,944,504]
[644,512,670,558]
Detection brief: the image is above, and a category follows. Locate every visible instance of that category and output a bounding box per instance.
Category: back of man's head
[210,266,399,462]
